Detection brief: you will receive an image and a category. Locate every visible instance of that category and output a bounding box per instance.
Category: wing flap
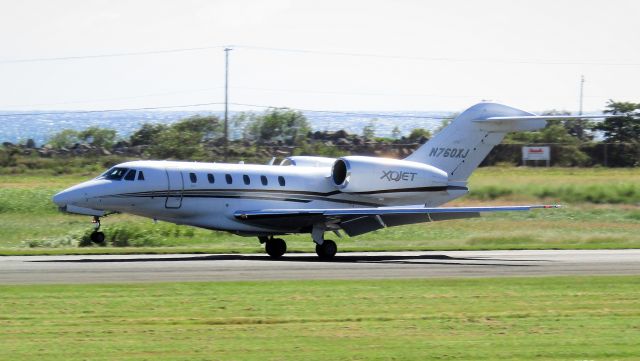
[234,205,559,234]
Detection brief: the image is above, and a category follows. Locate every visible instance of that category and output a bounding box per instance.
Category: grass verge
[0,167,638,254]
[1,276,638,360]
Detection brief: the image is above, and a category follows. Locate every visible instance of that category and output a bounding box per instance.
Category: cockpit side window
[137,171,145,181]
[124,169,137,181]
[101,167,129,181]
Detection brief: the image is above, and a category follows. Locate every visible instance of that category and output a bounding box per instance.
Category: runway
[1,249,639,284]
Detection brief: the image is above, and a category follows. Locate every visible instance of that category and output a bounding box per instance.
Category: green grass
[0,276,638,360]
[467,166,640,203]
[0,167,638,254]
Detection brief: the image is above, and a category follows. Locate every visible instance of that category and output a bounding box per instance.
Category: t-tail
[405,102,545,182]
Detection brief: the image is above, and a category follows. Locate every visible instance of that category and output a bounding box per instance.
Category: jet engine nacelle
[331,156,448,193]
[280,156,336,167]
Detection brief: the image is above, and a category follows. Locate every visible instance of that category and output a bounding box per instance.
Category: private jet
[53,102,606,259]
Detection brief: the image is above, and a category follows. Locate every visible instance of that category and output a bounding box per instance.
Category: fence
[482,143,640,167]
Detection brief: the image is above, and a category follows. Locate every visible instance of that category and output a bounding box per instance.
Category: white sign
[522,146,550,161]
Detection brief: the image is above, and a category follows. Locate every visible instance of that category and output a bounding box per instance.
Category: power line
[2,43,638,67]
[1,100,615,121]
[232,86,483,98]
[0,102,225,117]
[0,101,449,120]
[229,102,449,119]
[0,45,227,64]
[0,87,225,109]
[231,86,607,99]
[223,47,232,161]
[0,85,607,110]
[236,45,640,67]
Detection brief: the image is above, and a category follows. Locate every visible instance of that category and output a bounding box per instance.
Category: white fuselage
[53,159,467,236]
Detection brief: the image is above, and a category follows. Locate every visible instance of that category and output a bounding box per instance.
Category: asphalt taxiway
[1,249,639,284]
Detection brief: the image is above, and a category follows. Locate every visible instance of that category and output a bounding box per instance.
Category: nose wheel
[90,216,106,245]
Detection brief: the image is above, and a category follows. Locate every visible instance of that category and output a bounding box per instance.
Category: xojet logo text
[380,170,417,182]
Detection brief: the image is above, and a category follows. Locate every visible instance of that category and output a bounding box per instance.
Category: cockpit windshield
[98,167,129,181]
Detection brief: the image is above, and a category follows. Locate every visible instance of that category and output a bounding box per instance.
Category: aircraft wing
[234,205,560,236]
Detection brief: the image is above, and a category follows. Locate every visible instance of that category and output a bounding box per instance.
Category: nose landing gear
[90,216,106,244]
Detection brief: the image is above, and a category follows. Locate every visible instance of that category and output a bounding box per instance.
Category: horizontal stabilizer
[473,114,616,132]
[482,114,615,122]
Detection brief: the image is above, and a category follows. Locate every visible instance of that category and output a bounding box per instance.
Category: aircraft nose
[52,189,81,207]
[52,190,69,207]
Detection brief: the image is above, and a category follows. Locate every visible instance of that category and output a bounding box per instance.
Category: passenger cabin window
[225,174,233,184]
[124,169,137,181]
[207,174,215,184]
[102,167,128,181]
[260,175,268,186]
[243,175,250,185]
[278,176,286,187]
[137,171,145,181]
[189,172,197,183]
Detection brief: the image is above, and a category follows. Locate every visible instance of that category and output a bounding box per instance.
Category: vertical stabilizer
[405,102,545,182]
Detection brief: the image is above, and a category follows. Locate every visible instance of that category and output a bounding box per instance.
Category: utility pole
[579,75,585,116]
[223,47,232,162]
[577,75,585,140]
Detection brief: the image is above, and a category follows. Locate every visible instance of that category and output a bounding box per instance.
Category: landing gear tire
[90,231,105,245]
[265,238,287,259]
[316,239,337,260]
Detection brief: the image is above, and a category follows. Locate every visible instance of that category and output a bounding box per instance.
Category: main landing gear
[90,216,105,244]
[315,239,337,259]
[258,233,338,260]
[260,236,287,259]
[312,224,337,260]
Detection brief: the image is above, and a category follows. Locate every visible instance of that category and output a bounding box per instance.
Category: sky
[0,0,638,113]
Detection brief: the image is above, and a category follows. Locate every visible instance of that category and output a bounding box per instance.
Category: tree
[408,128,431,142]
[504,115,590,166]
[391,126,401,140]
[434,117,453,135]
[129,123,168,146]
[594,100,640,143]
[145,115,222,160]
[541,109,592,141]
[78,127,117,148]
[171,115,221,138]
[592,100,640,167]
[362,119,377,139]
[148,129,205,159]
[48,129,80,148]
[231,112,253,140]
[246,109,310,145]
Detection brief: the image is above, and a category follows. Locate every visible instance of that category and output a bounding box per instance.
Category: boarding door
[165,168,184,208]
